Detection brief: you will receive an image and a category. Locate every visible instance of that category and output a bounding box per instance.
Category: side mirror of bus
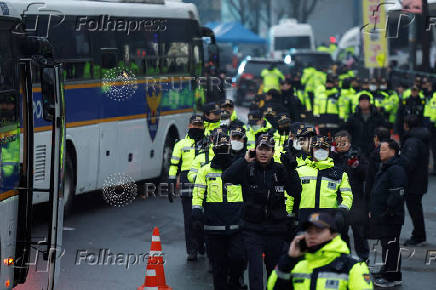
[41,68,56,122]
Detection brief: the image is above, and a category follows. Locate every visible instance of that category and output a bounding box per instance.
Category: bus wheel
[159,133,175,184]
[63,155,75,215]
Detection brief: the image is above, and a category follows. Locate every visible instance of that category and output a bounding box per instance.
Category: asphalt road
[15,105,436,290]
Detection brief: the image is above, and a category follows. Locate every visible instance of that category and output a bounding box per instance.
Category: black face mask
[306,239,332,253]
[188,128,204,140]
[278,127,290,136]
[211,148,232,169]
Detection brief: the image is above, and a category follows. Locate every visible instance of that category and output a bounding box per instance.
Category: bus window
[161,42,189,75]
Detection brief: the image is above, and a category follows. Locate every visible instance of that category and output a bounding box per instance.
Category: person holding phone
[222,134,301,290]
[267,212,373,290]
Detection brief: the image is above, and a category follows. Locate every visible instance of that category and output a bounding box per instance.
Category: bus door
[12,34,66,289]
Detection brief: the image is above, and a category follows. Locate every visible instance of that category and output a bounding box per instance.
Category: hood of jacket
[304,236,350,266]
[403,127,431,145]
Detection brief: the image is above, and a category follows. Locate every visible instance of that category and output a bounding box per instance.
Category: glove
[347,157,359,168]
[335,208,349,233]
[280,150,298,170]
[192,208,204,231]
[168,178,176,203]
[285,214,299,242]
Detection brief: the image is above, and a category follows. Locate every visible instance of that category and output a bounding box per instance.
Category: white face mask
[380,85,387,90]
[251,124,261,132]
[369,84,377,91]
[231,140,244,151]
[221,119,230,126]
[313,149,329,161]
[293,139,302,151]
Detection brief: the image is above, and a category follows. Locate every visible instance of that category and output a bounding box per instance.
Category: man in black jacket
[222,134,301,290]
[369,139,407,288]
[332,130,369,262]
[365,127,391,200]
[399,115,430,246]
[345,94,386,157]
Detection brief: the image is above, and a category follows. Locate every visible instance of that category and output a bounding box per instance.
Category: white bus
[4,0,215,211]
[268,18,315,60]
[0,12,65,289]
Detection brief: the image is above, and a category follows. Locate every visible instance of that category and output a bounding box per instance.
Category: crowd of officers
[167,65,433,290]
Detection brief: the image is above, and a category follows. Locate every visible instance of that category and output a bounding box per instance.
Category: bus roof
[4,0,199,21]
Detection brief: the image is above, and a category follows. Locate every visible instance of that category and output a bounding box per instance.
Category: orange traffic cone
[138,227,172,290]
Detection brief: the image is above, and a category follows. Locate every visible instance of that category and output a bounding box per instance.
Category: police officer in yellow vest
[295,136,353,241]
[261,64,285,93]
[168,115,208,261]
[267,212,373,290]
[221,99,240,123]
[424,90,436,175]
[273,114,292,162]
[203,102,222,136]
[281,124,317,169]
[192,132,246,290]
[246,110,271,149]
[314,77,342,136]
[378,78,399,128]
[188,128,225,184]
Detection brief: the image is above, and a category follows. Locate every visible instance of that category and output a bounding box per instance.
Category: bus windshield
[274,36,311,50]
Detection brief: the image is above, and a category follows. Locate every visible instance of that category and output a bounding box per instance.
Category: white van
[268,19,315,60]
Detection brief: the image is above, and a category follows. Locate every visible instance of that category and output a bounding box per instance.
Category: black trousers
[380,235,402,281]
[405,194,427,241]
[206,233,246,290]
[243,230,286,290]
[181,197,204,255]
[431,127,436,172]
[351,223,370,260]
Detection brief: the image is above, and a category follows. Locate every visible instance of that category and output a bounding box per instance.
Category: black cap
[277,113,291,126]
[359,94,371,101]
[290,122,304,135]
[248,110,263,121]
[256,134,275,148]
[203,102,221,114]
[221,99,234,107]
[302,212,336,232]
[189,114,204,125]
[213,132,230,147]
[297,125,316,137]
[312,136,330,149]
[230,125,246,138]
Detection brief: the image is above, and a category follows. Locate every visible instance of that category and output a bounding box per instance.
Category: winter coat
[398,127,430,195]
[368,156,407,239]
[332,149,369,224]
[344,105,386,157]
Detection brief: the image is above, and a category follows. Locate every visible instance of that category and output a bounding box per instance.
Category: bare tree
[287,0,320,23]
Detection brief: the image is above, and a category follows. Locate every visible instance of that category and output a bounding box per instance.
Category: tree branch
[302,0,319,23]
